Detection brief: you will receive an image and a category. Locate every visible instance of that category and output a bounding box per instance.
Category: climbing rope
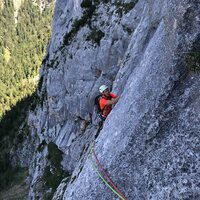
[90,145,127,200]
[92,147,128,200]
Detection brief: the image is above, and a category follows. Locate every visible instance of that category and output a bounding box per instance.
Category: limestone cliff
[26,0,200,199]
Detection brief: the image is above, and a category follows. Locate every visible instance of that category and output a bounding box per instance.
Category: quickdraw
[90,145,127,200]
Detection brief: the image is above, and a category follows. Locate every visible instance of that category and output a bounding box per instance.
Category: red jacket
[99,92,117,118]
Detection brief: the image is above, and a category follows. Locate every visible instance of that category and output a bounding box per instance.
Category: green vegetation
[81,0,111,6]
[0,0,54,119]
[0,151,28,191]
[37,140,47,152]
[86,27,105,45]
[81,0,93,8]
[114,0,138,16]
[0,152,13,190]
[42,142,71,199]
[0,94,33,141]
[0,94,32,191]
[63,3,96,46]
[0,166,28,199]
[62,0,137,47]
[186,52,200,72]
[63,0,109,47]
[123,25,133,35]
[47,142,63,168]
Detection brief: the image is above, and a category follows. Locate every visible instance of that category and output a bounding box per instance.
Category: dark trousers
[99,114,106,129]
[95,114,106,139]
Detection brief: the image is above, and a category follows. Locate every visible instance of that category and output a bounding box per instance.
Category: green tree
[0,0,54,118]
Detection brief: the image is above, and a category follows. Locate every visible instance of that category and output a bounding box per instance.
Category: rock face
[27,0,200,199]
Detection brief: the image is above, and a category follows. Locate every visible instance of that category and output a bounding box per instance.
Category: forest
[0,0,54,119]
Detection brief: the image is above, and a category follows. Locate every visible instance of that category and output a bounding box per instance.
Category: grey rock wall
[27,0,200,199]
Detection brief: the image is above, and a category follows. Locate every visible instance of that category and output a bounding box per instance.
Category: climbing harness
[90,145,127,200]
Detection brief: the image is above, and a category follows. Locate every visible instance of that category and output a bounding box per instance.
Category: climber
[98,85,119,121]
[94,85,119,137]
